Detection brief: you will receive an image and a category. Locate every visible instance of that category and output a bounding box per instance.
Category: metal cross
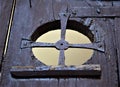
[21,13,104,66]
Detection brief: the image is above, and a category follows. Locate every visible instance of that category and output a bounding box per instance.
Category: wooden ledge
[10,64,101,78]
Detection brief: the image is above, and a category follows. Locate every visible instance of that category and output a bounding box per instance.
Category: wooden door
[0,0,14,81]
[0,0,120,87]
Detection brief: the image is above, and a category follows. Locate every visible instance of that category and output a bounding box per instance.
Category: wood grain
[115,18,120,86]
[0,0,14,85]
[0,0,120,87]
[10,65,101,78]
[0,0,14,67]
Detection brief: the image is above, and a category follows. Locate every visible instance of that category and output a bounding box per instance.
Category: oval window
[32,29,93,66]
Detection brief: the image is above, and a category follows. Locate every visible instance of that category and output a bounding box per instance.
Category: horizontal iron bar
[31,42,55,48]
[11,64,101,78]
[21,39,104,52]
[70,7,120,18]
[21,39,55,48]
[69,43,104,52]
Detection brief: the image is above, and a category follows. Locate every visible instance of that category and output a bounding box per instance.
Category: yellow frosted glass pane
[32,29,93,66]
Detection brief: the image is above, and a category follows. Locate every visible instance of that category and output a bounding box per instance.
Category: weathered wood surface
[10,65,101,78]
[0,0,14,85]
[69,7,120,18]
[115,18,120,86]
[0,0,14,67]
[1,0,120,87]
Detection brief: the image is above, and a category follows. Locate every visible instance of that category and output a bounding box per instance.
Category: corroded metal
[59,13,70,40]
[55,40,69,50]
[58,12,70,65]
[69,43,104,52]
[21,39,104,52]
[21,38,55,48]
[21,12,104,66]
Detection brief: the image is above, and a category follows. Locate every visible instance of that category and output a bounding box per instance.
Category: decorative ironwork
[21,12,104,66]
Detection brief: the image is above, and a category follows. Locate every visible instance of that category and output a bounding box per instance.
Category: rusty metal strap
[21,39,104,52]
[70,7,120,18]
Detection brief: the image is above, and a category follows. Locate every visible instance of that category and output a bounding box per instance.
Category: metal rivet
[24,42,27,46]
[63,14,66,17]
[72,9,77,16]
[96,8,101,14]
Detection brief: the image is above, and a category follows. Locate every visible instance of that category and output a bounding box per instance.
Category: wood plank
[1,0,119,87]
[68,0,113,7]
[0,0,14,66]
[10,65,101,78]
[98,18,118,87]
[1,0,58,87]
[74,18,119,87]
[0,0,14,86]
[115,18,120,86]
[53,0,114,19]
[113,1,120,6]
[49,79,58,87]
[92,18,118,87]
[53,0,120,18]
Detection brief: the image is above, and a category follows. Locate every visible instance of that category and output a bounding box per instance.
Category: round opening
[32,29,93,66]
[31,20,94,42]
[61,43,63,45]
[31,20,94,66]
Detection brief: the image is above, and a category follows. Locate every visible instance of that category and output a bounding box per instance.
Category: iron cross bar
[21,12,104,65]
[21,39,104,65]
[59,13,70,40]
[21,39,104,52]
[58,12,70,65]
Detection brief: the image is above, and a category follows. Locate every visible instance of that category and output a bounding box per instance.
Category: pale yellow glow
[32,29,93,66]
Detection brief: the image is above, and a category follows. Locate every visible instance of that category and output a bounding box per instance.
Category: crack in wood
[29,0,32,8]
